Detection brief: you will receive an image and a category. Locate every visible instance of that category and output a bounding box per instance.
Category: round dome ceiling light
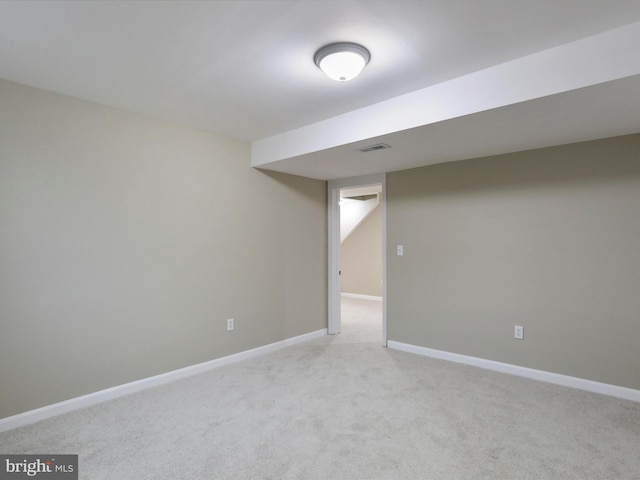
[314,42,371,82]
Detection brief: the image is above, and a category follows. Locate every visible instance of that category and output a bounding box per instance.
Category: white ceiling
[1,1,639,180]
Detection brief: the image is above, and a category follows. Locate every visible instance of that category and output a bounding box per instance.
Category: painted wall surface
[340,196,378,243]
[341,204,382,297]
[0,79,327,419]
[387,134,640,390]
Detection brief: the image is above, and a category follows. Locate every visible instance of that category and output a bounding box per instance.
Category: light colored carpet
[2,297,639,479]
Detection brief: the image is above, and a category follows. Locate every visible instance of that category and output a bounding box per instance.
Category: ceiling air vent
[359,143,391,153]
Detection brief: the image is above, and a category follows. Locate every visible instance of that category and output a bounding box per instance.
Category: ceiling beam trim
[251,21,640,169]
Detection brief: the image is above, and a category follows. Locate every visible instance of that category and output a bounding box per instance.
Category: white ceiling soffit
[252,22,640,180]
[340,185,383,198]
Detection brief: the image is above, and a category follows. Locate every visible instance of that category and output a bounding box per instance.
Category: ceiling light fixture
[314,42,370,82]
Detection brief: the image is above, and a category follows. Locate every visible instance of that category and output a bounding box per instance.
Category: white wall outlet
[514,325,524,340]
[227,318,234,331]
[397,245,404,256]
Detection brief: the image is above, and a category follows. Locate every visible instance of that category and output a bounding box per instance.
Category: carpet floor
[1,297,639,479]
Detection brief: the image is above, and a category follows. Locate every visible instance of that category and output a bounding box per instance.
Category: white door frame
[328,173,387,346]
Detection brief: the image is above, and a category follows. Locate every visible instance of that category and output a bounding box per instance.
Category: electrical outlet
[514,325,524,340]
[227,318,234,331]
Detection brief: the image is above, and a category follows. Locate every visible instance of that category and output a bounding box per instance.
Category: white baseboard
[387,340,640,403]
[341,292,383,301]
[0,329,327,433]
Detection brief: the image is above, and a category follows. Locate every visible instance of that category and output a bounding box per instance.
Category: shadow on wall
[391,134,640,201]
[258,169,328,202]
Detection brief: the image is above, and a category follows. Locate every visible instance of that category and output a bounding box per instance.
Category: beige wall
[0,79,327,419]
[341,204,382,297]
[387,134,640,390]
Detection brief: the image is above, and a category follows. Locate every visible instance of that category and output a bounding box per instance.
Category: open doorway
[339,185,383,343]
[328,174,386,345]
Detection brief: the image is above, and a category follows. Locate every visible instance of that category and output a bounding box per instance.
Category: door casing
[327,174,387,345]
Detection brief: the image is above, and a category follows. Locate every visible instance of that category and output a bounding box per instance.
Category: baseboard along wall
[387,340,640,403]
[0,329,327,433]
[341,292,383,301]
[5,331,637,433]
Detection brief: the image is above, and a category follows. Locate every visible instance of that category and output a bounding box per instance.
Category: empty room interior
[1,1,640,478]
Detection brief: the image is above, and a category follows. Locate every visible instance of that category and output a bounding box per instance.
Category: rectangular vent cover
[359,143,391,153]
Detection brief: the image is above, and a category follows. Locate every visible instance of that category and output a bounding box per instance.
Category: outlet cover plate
[514,325,524,340]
